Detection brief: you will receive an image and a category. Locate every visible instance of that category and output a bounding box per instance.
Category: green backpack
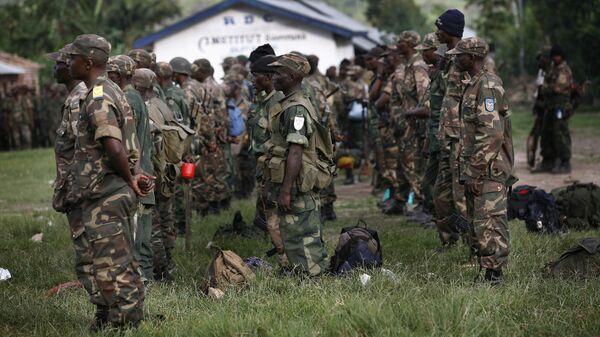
[551,183,600,230]
[544,237,600,278]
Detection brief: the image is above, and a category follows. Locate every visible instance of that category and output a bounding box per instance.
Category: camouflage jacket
[163,81,189,124]
[305,73,339,135]
[70,73,139,203]
[542,61,573,108]
[400,53,430,111]
[181,78,206,129]
[124,85,155,205]
[460,68,515,185]
[52,81,87,213]
[204,77,229,136]
[439,55,469,142]
[427,64,444,153]
[340,77,368,105]
[248,89,285,157]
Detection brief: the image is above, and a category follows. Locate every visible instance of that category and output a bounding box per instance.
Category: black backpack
[508,185,561,233]
[329,221,382,274]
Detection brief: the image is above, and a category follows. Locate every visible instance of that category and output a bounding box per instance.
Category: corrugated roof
[134,0,382,49]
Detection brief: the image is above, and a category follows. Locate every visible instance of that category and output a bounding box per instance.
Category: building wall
[153,4,355,79]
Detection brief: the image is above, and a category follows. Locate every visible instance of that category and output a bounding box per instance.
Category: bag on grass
[508,185,561,233]
[205,248,255,292]
[544,237,600,278]
[329,220,382,273]
[551,183,600,230]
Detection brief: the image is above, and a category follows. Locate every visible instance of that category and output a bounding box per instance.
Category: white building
[134,0,382,79]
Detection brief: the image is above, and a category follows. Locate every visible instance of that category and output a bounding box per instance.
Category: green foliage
[0,0,180,60]
[365,0,427,34]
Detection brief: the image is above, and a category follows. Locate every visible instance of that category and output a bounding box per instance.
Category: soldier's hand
[138,174,156,194]
[277,191,292,212]
[129,174,154,197]
[464,177,482,196]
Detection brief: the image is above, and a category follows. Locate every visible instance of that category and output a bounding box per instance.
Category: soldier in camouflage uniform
[394,31,430,208]
[306,54,339,221]
[10,86,33,150]
[540,45,574,174]
[263,54,328,275]
[156,62,191,235]
[128,49,167,102]
[448,37,515,283]
[133,68,180,281]
[64,34,150,329]
[248,54,287,263]
[47,44,91,301]
[107,55,156,281]
[433,9,469,246]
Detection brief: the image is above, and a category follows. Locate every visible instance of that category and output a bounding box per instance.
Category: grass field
[1,111,600,337]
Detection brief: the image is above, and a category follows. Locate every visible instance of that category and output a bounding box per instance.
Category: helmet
[169,57,192,75]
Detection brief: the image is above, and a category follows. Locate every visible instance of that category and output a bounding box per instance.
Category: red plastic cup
[181,162,195,180]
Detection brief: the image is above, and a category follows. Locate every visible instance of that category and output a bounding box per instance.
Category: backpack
[205,248,255,293]
[329,221,382,274]
[544,237,600,278]
[148,98,195,165]
[227,100,246,137]
[551,183,600,230]
[508,185,561,233]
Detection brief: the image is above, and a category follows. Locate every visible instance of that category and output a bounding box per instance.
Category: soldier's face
[252,72,272,92]
[53,61,71,84]
[67,54,89,80]
[456,53,473,71]
[107,71,120,84]
[436,29,450,44]
[273,69,293,91]
[422,49,438,65]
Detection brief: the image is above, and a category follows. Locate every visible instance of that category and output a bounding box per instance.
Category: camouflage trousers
[174,178,185,233]
[134,203,154,280]
[80,186,144,325]
[68,207,95,297]
[541,109,572,162]
[434,139,467,244]
[396,136,423,202]
[223,142,235,191]
[152,193,176,277]
[11,123,32,150]
[319,181,337,206]
[421,151,440,215]
[465,180,510,270]
[278,191,327,276]
[235,150,256,199]
[193,150,232,211]
[258,183,288,265]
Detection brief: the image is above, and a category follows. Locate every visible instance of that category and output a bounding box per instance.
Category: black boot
[343,168,354,185]
[531,160,554,173]
[90,305,109,332]
[321,203,337,222]
[381,198,404,215]
[484,268,504,285]
[552,160,571,174]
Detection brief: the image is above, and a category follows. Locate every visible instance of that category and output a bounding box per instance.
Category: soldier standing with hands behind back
[448,37,516,284]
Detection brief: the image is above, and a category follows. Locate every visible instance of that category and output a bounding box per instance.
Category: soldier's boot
[343,168,354,185]
[381,198,404,215]
[220,197,231,210]
[531,159,555,173]
[90,305,109,332]
[552,160,571,174]
[484,268,504,286]
[321,203,337,222]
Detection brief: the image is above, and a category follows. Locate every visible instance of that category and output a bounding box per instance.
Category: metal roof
[0,61,26,75]
[134,0,382,49]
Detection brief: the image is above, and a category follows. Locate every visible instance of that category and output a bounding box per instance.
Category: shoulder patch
[485,98,495,112]
[92,85,104,100]
[293,116,305,131]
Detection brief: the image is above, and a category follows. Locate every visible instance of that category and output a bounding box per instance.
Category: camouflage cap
[107,55,136,76]
[268,53,311,77]
[415,33,439,51]
[170,57,192,75]
[132,68,156,89]
[127,49,152,68]
[396,30,421,46]
[446,37,489,57]
[46,44,71,63]
[156,62,173,78]
[62,34,111,60]
[222,56,237,66]
[345,65,363,76]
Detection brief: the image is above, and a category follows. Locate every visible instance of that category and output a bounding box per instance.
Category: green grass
[1,117,600,336]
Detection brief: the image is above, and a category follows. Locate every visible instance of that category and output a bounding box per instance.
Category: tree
[365,0,427,35]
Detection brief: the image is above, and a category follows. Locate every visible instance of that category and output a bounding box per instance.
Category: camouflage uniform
[339,68,368,150]
[10,90,33,150]
[433,48,469,244]
[51,75,90,295]
[448,38,515,270]
[261,55,328,275]
[249,88,286,262]
[540,60,573,166]
[64,35,144,326]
